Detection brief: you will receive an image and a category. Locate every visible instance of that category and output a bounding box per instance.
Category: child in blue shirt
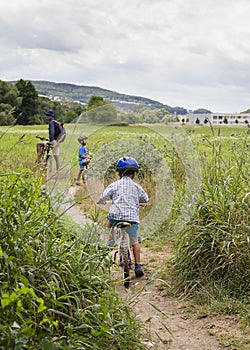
[76,136,91,185]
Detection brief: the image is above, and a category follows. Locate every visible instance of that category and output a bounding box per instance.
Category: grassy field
[1,122,250,348]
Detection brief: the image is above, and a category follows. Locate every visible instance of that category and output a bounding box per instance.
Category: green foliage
[193,108,212,114]
[0,80,86,126]
[87,96,109,111]
[0,79,183,126]
[124,106,173,124]
[26,80,184,114]
[171,129,250,300]
[87,103,118,124]
[0,170,146,349]
[15,79,39,125]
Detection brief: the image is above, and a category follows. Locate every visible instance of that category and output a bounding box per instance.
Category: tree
[193,108,212,114]
[4,86,19,106]
[87,96,109,111]
[15,80,39,125]
[0,80,11,103]
[87,103,118,124]
[0,81,21,125]
[0,103,15,125]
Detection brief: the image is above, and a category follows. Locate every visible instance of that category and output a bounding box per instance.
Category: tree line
[0,79,85,126]
[0,79,178,126]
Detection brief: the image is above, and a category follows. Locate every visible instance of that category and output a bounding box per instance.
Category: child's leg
[128,223,144,277]
[132,241,141,264]
[76,169,83,181]
[106,217,116,246]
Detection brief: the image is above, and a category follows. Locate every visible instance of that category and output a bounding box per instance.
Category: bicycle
[112,221,133,289]
[36,135,53,181]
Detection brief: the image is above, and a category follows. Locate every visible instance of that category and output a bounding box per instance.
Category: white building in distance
[184,113,250,125]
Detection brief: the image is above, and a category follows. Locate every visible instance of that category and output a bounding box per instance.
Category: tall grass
[0,170,146,348]
[171,127,250,300]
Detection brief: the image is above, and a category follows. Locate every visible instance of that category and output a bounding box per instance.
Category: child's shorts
[79,161,87,171]
[108,216,139,245]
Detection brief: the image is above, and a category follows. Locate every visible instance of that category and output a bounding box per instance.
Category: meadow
[0,122,250,349]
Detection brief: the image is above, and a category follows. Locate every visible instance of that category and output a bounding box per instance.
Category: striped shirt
[100,176,148,223]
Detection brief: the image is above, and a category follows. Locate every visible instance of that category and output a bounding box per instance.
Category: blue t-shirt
[78,145,87,163]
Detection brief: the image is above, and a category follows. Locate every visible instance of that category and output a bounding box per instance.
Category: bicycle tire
[121,247,130,288]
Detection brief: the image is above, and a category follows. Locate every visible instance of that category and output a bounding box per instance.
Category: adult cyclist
[36,110,60,171]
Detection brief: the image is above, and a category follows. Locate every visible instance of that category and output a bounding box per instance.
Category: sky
[1,0,250,113]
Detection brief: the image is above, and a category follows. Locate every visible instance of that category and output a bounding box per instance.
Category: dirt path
[110,245,234,350]
[65,186,245,350]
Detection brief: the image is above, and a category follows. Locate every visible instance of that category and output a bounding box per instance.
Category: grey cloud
[1,0,250,112]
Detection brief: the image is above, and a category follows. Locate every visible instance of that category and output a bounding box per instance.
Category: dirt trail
[66,186,243,350]
[111,245,234,350]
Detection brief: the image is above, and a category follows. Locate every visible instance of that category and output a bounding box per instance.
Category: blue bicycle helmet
[115,157,139,173]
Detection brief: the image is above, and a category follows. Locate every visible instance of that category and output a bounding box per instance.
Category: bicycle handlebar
[36,135,50,142]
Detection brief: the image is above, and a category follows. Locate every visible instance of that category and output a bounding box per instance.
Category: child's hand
[97,199,106,205]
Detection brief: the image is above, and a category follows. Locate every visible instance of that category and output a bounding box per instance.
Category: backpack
[54,120,66,143]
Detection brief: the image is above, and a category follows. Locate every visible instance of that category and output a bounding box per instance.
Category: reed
[171,128,250,300]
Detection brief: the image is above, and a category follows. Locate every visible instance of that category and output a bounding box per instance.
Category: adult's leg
[52,141,60,171]
[54,155,60,171]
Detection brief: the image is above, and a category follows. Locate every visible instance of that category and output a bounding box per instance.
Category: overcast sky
[1,0,250,112]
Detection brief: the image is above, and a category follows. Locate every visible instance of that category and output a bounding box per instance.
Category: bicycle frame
[36,135,52,166]
[113,222,133,288]
[36,135,53,187]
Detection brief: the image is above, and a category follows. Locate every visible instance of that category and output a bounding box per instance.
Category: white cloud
[0,0,250,111]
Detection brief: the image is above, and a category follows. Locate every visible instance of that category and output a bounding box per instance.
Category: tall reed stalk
[171,128,250,299]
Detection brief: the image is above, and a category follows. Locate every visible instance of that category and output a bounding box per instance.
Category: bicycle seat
[116,221,131,229]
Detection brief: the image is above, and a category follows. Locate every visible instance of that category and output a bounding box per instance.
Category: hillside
[10,80,188,114]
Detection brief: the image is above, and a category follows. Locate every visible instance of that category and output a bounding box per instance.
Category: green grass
[1,122,250,347]
[0,169,147,349]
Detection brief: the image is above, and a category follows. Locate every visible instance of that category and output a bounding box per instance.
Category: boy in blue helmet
[98,156,148,277]
[76,136,91,185]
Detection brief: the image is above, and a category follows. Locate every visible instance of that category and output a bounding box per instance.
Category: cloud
[0,0,250,112]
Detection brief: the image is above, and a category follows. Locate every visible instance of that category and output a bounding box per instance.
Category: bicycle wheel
[46,154,53,183]
[120,246,130,288]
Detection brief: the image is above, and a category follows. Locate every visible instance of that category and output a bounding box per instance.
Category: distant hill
[9,80,188,115]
